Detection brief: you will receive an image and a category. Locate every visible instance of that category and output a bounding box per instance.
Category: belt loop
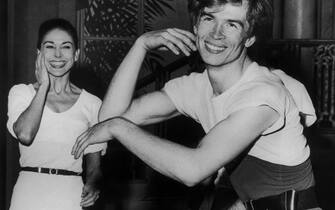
[38,167,41,173]
[289,189,296,210]
[250,200,255,210]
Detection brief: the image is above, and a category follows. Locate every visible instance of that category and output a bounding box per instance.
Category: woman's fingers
[81,191,99,207]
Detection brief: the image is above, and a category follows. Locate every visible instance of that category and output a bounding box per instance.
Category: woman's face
[40,28,79,77]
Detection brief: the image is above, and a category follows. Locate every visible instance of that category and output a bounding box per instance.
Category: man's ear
[245,35,256,48]
[193,25,198,35]
[74,49,80,62]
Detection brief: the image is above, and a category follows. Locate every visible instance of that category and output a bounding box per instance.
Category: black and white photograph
[0,0,334,209]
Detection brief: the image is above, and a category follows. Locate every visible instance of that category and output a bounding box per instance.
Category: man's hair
[188,0,273,40]
[37,18,78,50]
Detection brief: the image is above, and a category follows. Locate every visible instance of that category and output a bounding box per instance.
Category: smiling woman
[6,18,107,210]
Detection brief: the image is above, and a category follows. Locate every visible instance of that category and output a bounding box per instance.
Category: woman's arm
[13,52,50,146]
[81,151,102,207]
[99,28,196,124]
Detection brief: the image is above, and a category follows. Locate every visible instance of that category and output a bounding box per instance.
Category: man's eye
[45,45,55,49]
[228,23,237,28]
[62,45,72,49]
[202,16,213,21]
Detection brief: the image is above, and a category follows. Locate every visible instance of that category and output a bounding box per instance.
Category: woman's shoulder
[9,83,35,95]
[80,88,102,105]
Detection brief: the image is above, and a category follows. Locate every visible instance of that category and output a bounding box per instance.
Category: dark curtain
[0,0,8,209]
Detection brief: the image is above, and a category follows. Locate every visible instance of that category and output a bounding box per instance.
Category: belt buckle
[49,168,58,175]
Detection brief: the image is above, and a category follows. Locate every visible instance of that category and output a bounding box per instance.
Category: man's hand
[71,119,114,159]
[136,28,197,56]
[80,183,100,207]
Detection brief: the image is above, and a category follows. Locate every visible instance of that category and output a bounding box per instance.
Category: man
[72,0,320,209]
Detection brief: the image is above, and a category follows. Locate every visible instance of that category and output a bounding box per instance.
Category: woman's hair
[37,18,78,50]
[188,0,273,40]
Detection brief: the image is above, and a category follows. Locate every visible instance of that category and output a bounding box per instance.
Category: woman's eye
[45,45,55,49]
[62,45,72,49]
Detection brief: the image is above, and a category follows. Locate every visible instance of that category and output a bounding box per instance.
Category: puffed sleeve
[7,84,34,138]
[227,82,287,135]
[83,92,107,155]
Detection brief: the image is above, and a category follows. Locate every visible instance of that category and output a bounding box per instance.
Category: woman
[7,18,106,210]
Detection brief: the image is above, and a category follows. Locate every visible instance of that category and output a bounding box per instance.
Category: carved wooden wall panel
[315,44,335,128]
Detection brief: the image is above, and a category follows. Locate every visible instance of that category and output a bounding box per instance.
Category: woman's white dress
[7,84,107,210]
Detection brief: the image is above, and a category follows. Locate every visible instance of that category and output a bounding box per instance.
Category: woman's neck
[48,75,72,95]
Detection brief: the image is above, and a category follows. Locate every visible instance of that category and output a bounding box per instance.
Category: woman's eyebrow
[42,41,73,45]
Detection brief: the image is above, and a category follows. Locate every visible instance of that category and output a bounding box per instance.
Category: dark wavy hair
[188,0,273,40]
[37,18,78,50]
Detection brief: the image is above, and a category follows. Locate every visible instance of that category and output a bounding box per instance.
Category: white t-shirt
[163,62,316,166]
[7,84,107,173]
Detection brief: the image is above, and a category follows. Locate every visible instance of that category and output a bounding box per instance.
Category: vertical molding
[0,0,8,209]
[272,0,283,39]
[318,0,334,39]
[138,0,144,35]
[283,0,316,39]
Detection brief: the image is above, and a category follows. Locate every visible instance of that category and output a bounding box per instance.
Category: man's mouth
[204,42,226,54]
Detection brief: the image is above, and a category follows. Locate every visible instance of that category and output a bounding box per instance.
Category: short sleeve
[272,70,316,127]
[163,72,205,121]
[228,83,287,135]
[82,91,107,155]
[7,84,34,138]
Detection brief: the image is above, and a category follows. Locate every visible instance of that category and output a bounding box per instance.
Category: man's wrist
[108,117,131,139]
[134,36,149,52]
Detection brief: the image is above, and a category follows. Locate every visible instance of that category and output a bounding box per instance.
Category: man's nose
[210,23,225,39]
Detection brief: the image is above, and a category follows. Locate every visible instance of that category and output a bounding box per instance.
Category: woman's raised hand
[35,50,50,87]
[136,28,197,56]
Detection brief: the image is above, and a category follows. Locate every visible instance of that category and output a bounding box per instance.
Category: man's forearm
[109,117,202,186]
[99,38,148,122]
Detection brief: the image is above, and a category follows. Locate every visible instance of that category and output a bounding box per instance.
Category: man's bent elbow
[175,166,204,187]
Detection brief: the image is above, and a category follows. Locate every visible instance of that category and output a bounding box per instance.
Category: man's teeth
[206,43,225,51]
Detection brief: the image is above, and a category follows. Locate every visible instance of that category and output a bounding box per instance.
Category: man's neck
[207,55,252,96]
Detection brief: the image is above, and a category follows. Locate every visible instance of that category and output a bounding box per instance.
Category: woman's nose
[54,48,62,57]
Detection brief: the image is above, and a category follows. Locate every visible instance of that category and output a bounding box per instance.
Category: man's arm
[73,105,278,186]
[99,28,196,124]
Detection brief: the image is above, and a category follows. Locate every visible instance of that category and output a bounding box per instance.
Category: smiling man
[72,0,320,209]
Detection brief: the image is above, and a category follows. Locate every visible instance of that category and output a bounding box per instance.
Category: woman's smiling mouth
[49,61,66,68]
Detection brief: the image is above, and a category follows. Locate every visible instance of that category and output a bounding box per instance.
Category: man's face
[194,1,255,67]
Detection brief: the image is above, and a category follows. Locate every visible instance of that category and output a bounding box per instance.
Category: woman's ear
[74,49,80,62]
[37,49,40,54]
